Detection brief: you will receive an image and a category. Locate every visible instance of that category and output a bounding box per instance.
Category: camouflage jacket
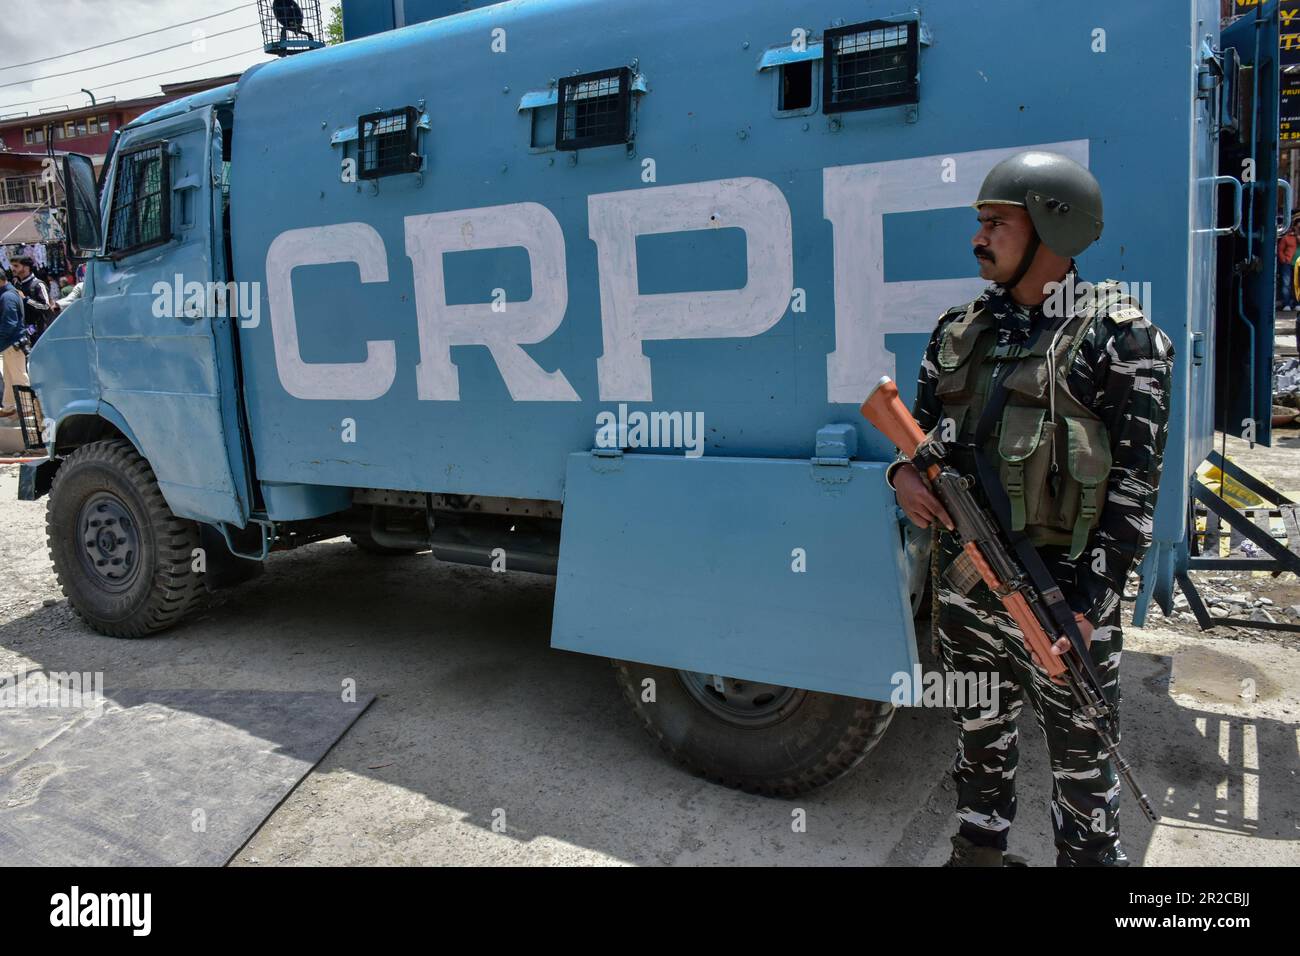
[907,271,1175,624]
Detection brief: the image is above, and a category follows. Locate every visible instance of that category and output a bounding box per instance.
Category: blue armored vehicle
[17,0,1288,794]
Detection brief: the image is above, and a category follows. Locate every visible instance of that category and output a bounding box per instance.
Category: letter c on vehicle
[265,222,397,400]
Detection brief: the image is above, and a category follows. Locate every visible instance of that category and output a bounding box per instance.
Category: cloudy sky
[0,0,339,117]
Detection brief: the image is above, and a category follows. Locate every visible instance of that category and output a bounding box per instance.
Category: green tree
[326,2,344,44]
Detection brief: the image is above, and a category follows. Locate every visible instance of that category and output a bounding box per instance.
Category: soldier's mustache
[974,250,994,263]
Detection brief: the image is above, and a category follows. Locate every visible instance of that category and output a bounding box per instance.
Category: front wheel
[47,439,206,637]
[612,660,894,797]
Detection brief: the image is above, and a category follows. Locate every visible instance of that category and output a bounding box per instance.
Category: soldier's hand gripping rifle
[861,377,1158,823]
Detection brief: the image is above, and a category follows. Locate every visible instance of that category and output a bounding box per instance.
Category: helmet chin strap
[1004,232,1041,296]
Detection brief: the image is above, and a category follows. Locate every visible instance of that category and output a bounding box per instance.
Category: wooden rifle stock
[861,378,930,475]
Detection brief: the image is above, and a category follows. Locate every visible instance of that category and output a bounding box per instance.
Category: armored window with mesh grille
[105,141,170,258]
[823,20,919,113]
[556,67,633,150]
[358,107,422,179]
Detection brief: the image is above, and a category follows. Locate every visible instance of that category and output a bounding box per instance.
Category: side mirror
[62,153,102,257]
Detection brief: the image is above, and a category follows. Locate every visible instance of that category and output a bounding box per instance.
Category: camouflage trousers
[933,531,1127,866]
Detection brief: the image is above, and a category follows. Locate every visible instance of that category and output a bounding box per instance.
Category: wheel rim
[76,491,142,593]
[677,671,805,728]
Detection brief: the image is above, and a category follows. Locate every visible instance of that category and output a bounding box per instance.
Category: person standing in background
[9,256,53,344]
[0,272,29,420]
[1279,220,1298,312]
[43,268,59,305]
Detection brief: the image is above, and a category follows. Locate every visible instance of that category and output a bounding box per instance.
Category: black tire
[47,439,205,637]
[612,660,895,797]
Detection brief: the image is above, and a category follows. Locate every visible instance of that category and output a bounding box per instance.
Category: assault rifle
[862,376,1158,823]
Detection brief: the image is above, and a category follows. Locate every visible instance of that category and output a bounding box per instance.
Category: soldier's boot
[943,835,1030,867]
[943,834,1002,867]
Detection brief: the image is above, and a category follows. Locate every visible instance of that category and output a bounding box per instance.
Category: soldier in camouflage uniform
[887,152,1174,866]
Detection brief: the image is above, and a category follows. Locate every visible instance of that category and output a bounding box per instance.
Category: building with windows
[0,152,64,256]
[19,113,113,149]
[0,74,243,179]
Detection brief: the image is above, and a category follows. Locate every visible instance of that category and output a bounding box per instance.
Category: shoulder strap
[937,300,992,369]
[1060,281,1143,375]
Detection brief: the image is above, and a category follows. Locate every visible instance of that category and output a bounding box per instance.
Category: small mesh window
[823,20,919,113]
[557,67,632,150]
[358,107,422,179]
[106,142,169,257]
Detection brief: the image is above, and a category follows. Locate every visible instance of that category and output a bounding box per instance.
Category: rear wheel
[47,439,205,637]
[612,660,894,797]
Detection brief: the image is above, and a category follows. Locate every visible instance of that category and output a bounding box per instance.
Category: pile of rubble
[1179,575,1300,626]
[1276,358,1300,423]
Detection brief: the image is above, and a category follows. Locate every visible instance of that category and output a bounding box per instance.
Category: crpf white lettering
[262,145,1088,405]
[823,139,1090,402]
[588,177,793,401]
[266,222,396,401]
[405,202,578,401]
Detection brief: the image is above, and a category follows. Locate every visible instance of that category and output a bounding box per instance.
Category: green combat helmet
[974,151,1104,289]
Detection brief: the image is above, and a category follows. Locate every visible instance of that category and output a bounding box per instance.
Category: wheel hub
[677,671,805,728]
[76,492,141,593]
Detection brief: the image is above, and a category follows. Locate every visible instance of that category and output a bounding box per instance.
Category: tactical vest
[933,282,1140,559]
